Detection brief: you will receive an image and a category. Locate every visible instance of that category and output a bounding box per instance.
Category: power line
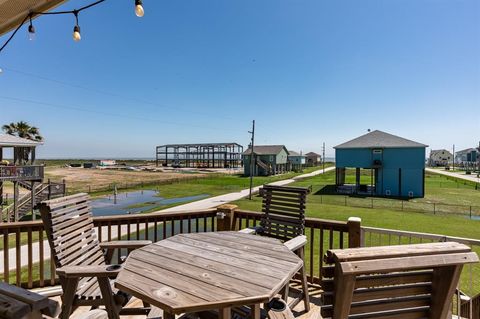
[2,67,238,121]
[0,95,247,133]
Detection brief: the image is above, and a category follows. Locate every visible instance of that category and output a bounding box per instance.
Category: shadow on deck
[48,282,324,319]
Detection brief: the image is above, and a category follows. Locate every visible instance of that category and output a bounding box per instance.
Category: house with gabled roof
[334,130,428,198]
[455,148,477,164]
[305,152,321,166]
[243,145,289,176]
[287,150,305,171]
[428,149,452,167]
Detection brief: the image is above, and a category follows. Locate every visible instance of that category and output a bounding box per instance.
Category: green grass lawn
[233,169,480,295]
[0,164,333,249]
[91,164,333,211]
[234,169,480,237]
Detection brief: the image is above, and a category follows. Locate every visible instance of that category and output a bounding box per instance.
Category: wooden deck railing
[0,165,44,181]
[0,208,218,289]
[0,205,358,289]
[229,208,361,285]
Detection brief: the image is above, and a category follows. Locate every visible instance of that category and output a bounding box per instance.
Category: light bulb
[135,0,144,17]
[28,25,35,41]
[73,25,81,42]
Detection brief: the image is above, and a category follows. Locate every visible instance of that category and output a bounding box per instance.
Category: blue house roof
[334,130,428,149]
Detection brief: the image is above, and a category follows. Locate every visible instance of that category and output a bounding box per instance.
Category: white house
[455,148,477,164]
[428,149,452,167]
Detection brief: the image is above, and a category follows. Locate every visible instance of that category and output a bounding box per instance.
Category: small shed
[334,130,428,198]
[243,145,289,176]
[305,152,321,166]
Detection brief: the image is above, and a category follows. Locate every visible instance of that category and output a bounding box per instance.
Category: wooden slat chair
[320,242,479,319]
[241,185,310,312]
[39,193,152,319]
[0,282,60,319]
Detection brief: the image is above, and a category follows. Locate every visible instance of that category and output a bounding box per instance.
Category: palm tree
[2,121,43,164]
[2,121,43,142]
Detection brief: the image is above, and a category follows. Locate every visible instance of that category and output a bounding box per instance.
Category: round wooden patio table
[114,231,303,319]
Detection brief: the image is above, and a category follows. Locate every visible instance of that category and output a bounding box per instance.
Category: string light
[72,11,81,42]
[28,15,35,41]
[0,0,148,54]
[135,0,144,17]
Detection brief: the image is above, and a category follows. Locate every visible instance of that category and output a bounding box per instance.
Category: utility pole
[452,144,455,171]
[248,120,255,200]
[322,142,325,172]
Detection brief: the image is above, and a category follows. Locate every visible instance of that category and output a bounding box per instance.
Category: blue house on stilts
[334,130,428,198]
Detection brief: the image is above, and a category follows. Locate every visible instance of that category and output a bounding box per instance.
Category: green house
[243,145,289,176]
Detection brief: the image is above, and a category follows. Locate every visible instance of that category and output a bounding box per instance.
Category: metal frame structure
[156,143,244,168]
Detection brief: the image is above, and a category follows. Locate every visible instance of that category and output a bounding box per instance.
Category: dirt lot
[45,167,205,193]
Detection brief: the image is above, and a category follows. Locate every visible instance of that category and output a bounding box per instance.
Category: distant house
[428,149,452,167]
[288,151,306,171]
[455,148,477,164]
[305,152,321,166]
[99,160,116,166]
[243,145,289,176]
[335,130,428,198]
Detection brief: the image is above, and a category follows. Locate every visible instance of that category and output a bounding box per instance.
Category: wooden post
[31,181,35,220]
[216,204,237,231]
[347,217,361,248]
[13,182,19,222]
[430,265,463,319]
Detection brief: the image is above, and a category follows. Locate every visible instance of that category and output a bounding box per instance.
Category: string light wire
[0,0,106,54]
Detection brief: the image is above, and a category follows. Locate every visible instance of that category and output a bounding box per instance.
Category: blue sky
[0,0,479,158]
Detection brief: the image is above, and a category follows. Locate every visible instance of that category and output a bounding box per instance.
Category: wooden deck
[49,281,324,319]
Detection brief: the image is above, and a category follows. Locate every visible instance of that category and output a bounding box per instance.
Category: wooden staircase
[256,158,272,175]
[2,180,65,222]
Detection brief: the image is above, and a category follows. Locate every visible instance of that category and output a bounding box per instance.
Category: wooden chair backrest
[260,185,309,241]
[39,193,105,269]
[321,242,479,319]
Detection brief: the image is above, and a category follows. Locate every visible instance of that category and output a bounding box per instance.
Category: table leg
[219,307,231,319]
[249,304,260,319]
[164,311,175,319]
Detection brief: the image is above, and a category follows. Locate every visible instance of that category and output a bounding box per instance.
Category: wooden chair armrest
[340,252,479,275]
[284,235,307,252]
[99,240,152,250]
[56,264,123,278]
[266,298,294,319]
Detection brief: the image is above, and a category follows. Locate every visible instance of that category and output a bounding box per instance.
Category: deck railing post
[216,204,237,231]
[347,217,362,248]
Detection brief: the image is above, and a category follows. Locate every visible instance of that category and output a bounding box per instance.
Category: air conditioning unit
[385,190,391,196]
[408,191,414,198]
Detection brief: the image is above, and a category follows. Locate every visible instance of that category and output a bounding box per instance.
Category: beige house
[428,149,452,167]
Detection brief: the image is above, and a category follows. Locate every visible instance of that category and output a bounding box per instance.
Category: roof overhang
[0,0,68,37]
[0,134,43,147]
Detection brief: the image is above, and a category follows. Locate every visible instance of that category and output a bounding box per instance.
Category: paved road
[0,166,335,272]
[426,168,480,184]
